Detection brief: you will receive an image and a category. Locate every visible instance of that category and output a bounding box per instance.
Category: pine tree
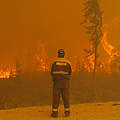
[81,0,103,101]
[81,0,103,73]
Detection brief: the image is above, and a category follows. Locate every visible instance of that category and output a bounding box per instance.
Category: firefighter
[50,49,72,117]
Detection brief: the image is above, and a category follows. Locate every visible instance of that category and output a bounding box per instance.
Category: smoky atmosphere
[0,0,120,119]
[0,0,120,61]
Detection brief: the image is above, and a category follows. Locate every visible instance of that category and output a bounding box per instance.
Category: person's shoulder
[52,61,56,65]
[64,58,71,65]
[55,58,71,65]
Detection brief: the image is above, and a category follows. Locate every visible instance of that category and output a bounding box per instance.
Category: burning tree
[81,0,103,101]
[33,41,48,72]
[81,0,103,73]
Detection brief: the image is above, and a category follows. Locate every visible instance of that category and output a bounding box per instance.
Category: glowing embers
[0,68,16,79]
[0,71,10,78]
[85,53,95,72]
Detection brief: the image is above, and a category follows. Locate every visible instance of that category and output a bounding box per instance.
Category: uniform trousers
[52,86,70,111]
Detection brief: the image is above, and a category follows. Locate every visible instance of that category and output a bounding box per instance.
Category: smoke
[0,0,120,64]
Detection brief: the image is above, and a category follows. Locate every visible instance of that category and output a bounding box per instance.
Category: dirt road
[0,102,120,120]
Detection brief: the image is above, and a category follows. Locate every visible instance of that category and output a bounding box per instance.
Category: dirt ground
[0,102,120,120]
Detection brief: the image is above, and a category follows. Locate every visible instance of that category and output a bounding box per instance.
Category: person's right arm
[68,63,72,75]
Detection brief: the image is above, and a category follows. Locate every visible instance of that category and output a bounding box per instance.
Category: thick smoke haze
[0,0,120,64]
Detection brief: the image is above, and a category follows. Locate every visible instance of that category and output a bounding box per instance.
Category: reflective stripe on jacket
[50,58,72,88]
[51,58,72,76]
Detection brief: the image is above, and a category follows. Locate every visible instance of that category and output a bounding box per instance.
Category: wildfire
[33,41,49,72]
[86,53,95,72]
[101,32,114,57]
[0,71,10,79]
[1,18,120,78]
[101,24,120,58]
[0,67,16,79]
[83,18,120,73]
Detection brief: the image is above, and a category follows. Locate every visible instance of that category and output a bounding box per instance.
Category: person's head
[58,49,65,58]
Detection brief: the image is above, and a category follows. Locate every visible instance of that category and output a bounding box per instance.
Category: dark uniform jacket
[51,58,72,88]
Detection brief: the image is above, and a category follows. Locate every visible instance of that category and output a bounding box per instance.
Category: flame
[0,65,16,79]
[1,18,120,78]
[33,41,49,72]
[0,71,10,79]
[101,31,115,57]
[87,53,95,72]
[101,22,120,72]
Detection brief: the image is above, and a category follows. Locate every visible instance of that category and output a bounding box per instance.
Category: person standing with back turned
[50,49,72,117]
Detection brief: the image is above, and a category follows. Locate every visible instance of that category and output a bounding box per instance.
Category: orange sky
[0,0,120,63]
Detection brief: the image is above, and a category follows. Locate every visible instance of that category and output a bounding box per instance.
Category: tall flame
[101,31,115,57]
[33,41,49,72]
[101,22,120,72]
[1,18,120,78]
